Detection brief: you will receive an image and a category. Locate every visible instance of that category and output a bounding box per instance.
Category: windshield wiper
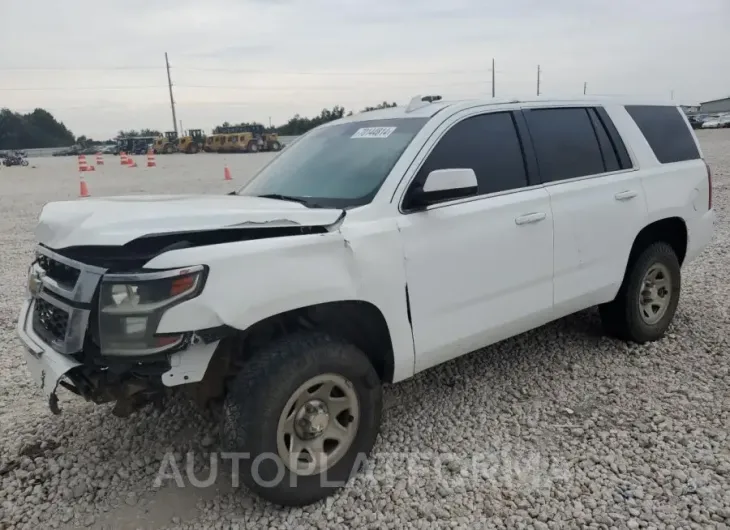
[256,193,321,208]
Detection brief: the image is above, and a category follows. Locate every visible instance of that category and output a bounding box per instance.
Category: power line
[0,86,166,91]
[0,66,161,71]
[0,65,488,76]
[172,66,485,76]
[0,80,490,92]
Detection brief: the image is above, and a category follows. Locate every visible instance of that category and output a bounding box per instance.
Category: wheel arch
[226,300,396,384]
[627,217,688,270]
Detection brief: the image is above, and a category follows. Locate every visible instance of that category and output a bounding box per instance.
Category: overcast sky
[1,0,728,139]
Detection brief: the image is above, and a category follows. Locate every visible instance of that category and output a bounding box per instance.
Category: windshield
[238,117,428,208]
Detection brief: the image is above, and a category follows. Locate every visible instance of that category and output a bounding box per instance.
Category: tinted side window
[625,105,700,164]
[525,107,605,182]
[416,112,527,196]
[595,107,632,169]
[588,108,619,172]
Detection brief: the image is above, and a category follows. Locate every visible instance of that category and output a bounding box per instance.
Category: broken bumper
[16,298,82,413]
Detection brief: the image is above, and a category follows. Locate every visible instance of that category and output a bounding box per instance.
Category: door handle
[614,190,638,201]
[515,212,547,225]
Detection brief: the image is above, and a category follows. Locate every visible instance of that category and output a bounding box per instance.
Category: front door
[396,110,555,372]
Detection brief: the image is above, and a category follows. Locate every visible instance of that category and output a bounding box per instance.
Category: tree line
[0,101,398,150]
[0,108,75,150]
[213,101,397,136]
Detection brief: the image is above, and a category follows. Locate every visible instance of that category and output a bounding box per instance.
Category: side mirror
[407,168,478,208]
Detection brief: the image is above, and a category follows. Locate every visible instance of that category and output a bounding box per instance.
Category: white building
[699,97,730,114]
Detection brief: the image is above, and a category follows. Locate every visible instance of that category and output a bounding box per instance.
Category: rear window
[625,105,700,164]
[525,107,605,182]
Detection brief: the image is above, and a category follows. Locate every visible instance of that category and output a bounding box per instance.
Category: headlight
[98,265,206,356]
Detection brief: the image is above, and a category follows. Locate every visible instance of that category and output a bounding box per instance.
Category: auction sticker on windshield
[351,127,397,139]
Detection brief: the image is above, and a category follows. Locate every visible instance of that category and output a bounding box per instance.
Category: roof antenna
[406,95,442,113]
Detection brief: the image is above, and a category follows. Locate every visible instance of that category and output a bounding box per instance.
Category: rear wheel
[599,242,681,343]
[222,332,382,506]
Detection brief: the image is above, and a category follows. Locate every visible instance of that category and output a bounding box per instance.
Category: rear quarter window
[624,105,700,164]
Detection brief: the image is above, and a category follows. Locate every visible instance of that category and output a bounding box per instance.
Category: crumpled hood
[36,194,344,248]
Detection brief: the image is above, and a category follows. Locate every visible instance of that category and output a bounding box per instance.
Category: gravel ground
[1,132,729,530]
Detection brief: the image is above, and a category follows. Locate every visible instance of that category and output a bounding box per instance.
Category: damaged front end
[18,194,347,416]
[17,240,231,417]
[57,334,223,417]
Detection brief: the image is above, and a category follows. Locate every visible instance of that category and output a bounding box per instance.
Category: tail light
[705,160,713,210]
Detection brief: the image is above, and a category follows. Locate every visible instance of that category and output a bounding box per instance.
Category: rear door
[522,105,648,315]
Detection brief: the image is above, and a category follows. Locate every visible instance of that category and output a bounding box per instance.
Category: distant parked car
[688,115,706,129]
[100,144,118,155]
[701,114,730,129]
[53,146,82,156]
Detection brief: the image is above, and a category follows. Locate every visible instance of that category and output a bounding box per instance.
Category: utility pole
[583,82,587,95]
[536,65,541,96]
[165,52,178,136]
[491,58,496,98]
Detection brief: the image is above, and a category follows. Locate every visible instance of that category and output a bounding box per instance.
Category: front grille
[32,298,69,344]
[37,254,80,288]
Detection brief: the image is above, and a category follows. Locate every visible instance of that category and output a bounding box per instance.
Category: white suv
[17,95,715,506]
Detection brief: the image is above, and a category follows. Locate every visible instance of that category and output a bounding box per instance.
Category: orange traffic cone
[78,154,95,172]
[146,149,156,168]
[96,153,104,166]
[224,166,232,181]
[128,157,138,168]
[120,152,128,165]
[79,175,90,197]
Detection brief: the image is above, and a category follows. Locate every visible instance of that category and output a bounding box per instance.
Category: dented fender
[145,218,416,382]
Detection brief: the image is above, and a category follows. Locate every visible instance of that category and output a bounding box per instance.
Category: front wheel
[247,141,259,153]
[599,242,681,343]
[21,159,29,166]
[222,332,382,506]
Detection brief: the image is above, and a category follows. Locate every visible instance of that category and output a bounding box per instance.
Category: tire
[21,160,28,166]
[270,141,281,151]
[247,141,259,153]
[222,331,382,506]
[599,241,681,343]
[190,144,199,154]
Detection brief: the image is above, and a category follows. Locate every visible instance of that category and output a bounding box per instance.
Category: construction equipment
[177,129,206,154]
[204,134,228,153]
[117,136,158,156]
[214,125,282,153]
[153,131,178,154]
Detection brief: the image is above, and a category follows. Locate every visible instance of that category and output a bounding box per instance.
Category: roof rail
[406,94,443,113]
